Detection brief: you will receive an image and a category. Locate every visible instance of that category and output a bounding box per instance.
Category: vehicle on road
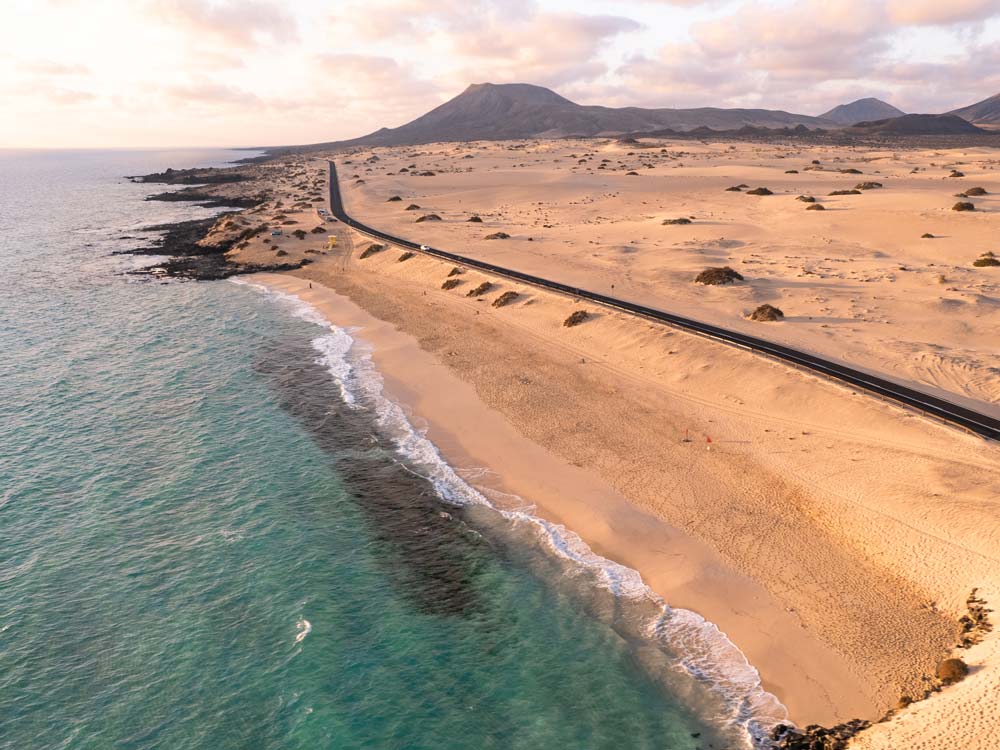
[420,244,429,251]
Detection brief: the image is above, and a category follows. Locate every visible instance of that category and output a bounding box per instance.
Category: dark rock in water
[771,719,871,750]
[695,266,744,285]
[144,188,263,209]
[127,166,249,185]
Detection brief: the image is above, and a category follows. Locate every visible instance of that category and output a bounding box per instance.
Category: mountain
[948,92,1000,128]
[820,98,905,125]
[294,82,835,150]
[845,114,986,136]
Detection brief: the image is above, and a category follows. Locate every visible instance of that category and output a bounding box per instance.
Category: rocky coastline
[128,162,311,280]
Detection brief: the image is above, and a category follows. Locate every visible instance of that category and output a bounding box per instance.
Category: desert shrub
[419,171,436,177]
[785,170,799,174]
[949,170,965,178]
[695,266,744,285]
[359,243,385,259]
[467,216,483,223]
[839,168,863,174]
[973,253,999,267]
[746,187,773,195]
[953,202,976,212]
[485,232,510,240]
[415,214,442,223]
[387,195,402,202]
[291,229,307,239]
[404,204,421,211]
[725,186,744,192]
[441,278,461,290]
[797,195,816,202]
[963,187,988,196]
[626,171,639,176]
[922,233,935,238]
[492,291,519,308]
[270,245,279,251]
[806,203,825,211]
[466,282,493,297]
[310,226,327,234]
[936,658,969,685]
[398,251,415,262]
[447,266,464,277]
[855,182,883,190]
[749,304,784,321]
[830,189,862,196]
[563,310,589,327]
[276,249,288,257]
[663,218,692,225]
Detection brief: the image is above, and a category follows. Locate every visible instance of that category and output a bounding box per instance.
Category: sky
[2,0,999,148]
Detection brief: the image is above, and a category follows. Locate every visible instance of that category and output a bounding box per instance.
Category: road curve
[327,161,999,441]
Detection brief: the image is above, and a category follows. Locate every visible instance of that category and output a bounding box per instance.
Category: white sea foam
[295,618,312,644]
[239,280,790,747]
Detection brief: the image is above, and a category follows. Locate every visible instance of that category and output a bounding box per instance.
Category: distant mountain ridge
[949,92,1000,128]
[280,83,1000,151]
[820,98,905,125]
[298,82,835,150]
[846,114,986,136]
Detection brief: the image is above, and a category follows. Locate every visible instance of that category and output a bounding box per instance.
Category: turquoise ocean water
[0,149,783,749]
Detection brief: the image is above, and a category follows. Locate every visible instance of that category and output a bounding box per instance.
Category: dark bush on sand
[830,189,862,196]
[750,304,784,321]
[447,266,464,277]
[398,251,415,262]
[467,216,483,223]
[405,204,421,210]
[310,226,327,234]
[953,202,976,212]
[387,195,402,202]
[746,187,773,196]
[485,232,510,240]
[973,252,999,267]
[563,310,589,327]
[466,282,493,297]
[415,214,442,223]
[855,182,883,190]
[291,229,307,239]
[936,658,969,685]
[441,278,462,290]
[492,291,519,308]
[695,266,744,285]
[725,186,744,192]
[806,203,825,211]
[359,243,385,259]
[797,195,816,203]
[663,218,692,225]
[922,233,935,239]
[276,249,288,257]
[839,168,863,174]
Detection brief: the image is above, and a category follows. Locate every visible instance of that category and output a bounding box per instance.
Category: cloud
[16,60,90,76]
[162,79,261,107]
[885,0,999,27]
[149,0,297,48]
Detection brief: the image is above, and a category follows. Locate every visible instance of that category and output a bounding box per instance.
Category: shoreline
[249,272,877,728]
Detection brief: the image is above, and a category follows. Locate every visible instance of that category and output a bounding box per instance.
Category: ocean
[0,148,784,749]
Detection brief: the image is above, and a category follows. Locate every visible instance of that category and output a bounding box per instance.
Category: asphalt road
[327,160,999,441]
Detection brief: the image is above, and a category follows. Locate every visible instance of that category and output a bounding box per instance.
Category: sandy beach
[213,140,1000,748]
